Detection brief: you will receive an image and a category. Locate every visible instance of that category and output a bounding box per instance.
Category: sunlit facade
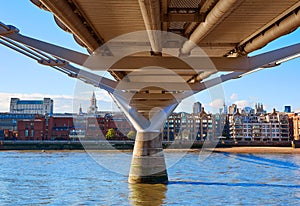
[10,98,53,115]
[229,109,290,141]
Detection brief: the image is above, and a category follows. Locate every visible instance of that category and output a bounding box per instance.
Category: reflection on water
[129,184,167,206]
[169,180,300,188]
[222,153,299,169]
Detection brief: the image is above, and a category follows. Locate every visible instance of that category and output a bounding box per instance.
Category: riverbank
[204,146,300,154]
[0,140,295,151]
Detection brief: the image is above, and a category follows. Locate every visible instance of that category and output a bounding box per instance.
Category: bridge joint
[0,23,19,36]
[38,59,67,66]
[163,13,205,23]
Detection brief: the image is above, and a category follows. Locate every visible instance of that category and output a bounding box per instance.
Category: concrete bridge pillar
[129,131,168,184]
[110,95,178,184]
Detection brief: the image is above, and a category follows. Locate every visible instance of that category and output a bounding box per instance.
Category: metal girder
[161,0,169,31]
[130,100,177,108]
[93,70,246,98]
[103,44,300,71]
[163,13,205,23]
[0,21,298,97]
[110,81,215,92]
[8,33,88,66]
[138,0,162,54]
[180,0,242,55]
[112,94,178,131]
[120,93,185,100]
[1,24,299,74]
[0,21,299,102]
[39,0,102,51]
[240,2,300,54]
[61,64,117,93]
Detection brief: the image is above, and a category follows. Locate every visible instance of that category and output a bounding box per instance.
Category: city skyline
[0,1,300,114]
[0,94,295,115]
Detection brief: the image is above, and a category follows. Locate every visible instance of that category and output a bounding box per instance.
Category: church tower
[78,104,83,115]
[88,92,98,114]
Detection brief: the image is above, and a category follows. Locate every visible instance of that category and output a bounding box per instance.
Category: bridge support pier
[110,95,178,184]
[129,131,168,184]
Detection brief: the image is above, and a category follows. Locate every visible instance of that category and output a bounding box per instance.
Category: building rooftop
[17,100,44,105]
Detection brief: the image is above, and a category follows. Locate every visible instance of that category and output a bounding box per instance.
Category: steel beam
[163,13,205,23]
[39,0,101,51]
[100,44,300,71]
[180,0,242,55]
[138,0,162,54]
[1,24,299,73]
[4,33,89,66]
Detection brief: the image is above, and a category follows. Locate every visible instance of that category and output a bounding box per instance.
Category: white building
[229,109,290,141]
[10,98,53,115]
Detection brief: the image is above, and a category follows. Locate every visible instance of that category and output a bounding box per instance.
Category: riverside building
[10,98,53,115]
[162,108,225,141]
[292,114,300,140]
[229,109,290,141]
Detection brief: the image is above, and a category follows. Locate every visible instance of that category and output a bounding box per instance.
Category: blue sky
[0,1,300,114]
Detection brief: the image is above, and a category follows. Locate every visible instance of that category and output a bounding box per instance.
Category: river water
[0,150,300,205]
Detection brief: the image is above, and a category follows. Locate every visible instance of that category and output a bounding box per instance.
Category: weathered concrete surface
[128,132,168,184]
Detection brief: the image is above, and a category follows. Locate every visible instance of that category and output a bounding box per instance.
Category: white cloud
[0,92,75,113]
[0,91,115,114]
[95,90,112,102]
[230,93,238,100]
[0,94,10,112]
[294,108,300,113]
[208,98,224,108]
[249,96,259,102]
[263,104,270,111]
[234,100,250,108]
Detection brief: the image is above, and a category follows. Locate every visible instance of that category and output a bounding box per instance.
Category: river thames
[0,150,300,205]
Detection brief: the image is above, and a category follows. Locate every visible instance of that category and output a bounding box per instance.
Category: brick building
[0,113,40,139]
[84,113,133,140]
[18,118,45,140]
[16,113,133,140]
[47,115,74,140]
[292,113,300,140]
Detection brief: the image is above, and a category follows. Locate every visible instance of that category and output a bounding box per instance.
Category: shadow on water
[129,183,167,206]
[169,181,300,188]
[222,153,299,170]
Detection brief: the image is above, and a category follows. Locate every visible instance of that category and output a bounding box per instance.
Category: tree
[127,131,136,140]
[106,128,116,140]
